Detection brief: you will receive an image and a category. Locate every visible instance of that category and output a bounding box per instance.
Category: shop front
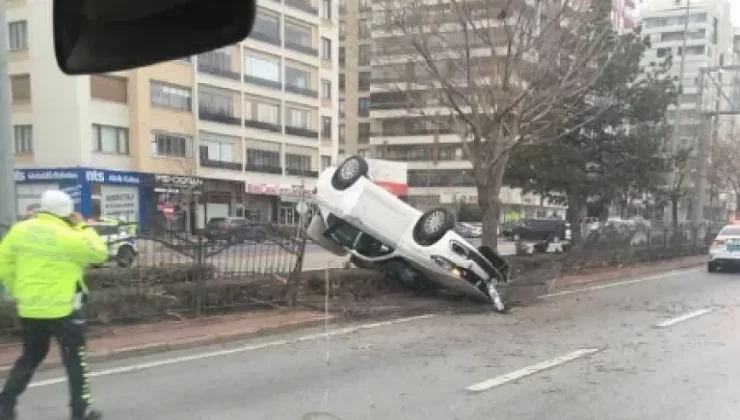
[140,173,204,233]
[13,167,143,222]
[245,182,314,224]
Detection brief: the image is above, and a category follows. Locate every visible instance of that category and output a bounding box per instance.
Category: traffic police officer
[0,190,109,420]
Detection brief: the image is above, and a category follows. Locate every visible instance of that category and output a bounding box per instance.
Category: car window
[91,225,119,236]
[719,226,740,236]
[207,218,226,228]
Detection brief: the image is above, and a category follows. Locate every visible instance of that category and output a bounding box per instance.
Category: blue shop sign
[14,167,141,186]
[14,168,79,182]
[81,169,141,185]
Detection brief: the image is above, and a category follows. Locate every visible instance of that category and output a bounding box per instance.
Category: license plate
[727,244,740,252]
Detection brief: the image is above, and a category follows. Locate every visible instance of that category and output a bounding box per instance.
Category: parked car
[707,224,740,272]
[307,155,509,312]
[454,222,479,238]
[205,217,267,243]
[89,222,137,268]
[504,218,568,242]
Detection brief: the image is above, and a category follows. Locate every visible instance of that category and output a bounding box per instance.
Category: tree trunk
[566,193,585,244]
[477,158,507,251]
[671,195,679,227]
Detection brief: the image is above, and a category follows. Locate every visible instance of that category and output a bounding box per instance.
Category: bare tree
[373,0,620,247]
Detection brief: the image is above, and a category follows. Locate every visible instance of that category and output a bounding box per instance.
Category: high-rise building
[6,0,339,229]
[613,0,638,31]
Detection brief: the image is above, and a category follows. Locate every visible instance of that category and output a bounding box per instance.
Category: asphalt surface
[14,264,731,420]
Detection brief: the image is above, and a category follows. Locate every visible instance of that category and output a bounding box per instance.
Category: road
[19,265,730,419]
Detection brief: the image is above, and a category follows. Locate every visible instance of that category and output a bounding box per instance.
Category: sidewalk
[0,309,331,372]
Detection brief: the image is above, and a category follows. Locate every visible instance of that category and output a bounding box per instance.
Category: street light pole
[667,0,692,223]
[0,1,18,226]
[691,68,706,226]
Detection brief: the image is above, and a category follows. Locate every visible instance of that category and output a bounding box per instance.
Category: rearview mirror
[53,0,256,74]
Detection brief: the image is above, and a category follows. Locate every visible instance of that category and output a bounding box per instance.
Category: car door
[517,220,538,240]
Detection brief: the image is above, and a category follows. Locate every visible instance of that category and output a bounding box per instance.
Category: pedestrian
[0,190,109,420]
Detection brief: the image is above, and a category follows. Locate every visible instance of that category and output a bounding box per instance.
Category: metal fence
[0,221,308,333]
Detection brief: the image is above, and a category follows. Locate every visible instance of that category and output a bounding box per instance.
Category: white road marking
[27,314,435,389]
[654,308,714,328]
[464,348,602,393]
[542,268,701,298]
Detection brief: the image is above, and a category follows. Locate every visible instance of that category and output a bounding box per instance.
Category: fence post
[195,235,205,317]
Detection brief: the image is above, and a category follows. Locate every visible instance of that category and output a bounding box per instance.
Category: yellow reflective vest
[0,213,108,319]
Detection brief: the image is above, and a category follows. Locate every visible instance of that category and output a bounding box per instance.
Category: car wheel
[708,262,719,273]
[414,207,455,245]
[331,155,369,190]
[512,233,521,242]
[116,246,136,268]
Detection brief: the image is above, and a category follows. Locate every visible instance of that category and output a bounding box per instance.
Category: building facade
[6,0,339,229]
[613,0,637,32]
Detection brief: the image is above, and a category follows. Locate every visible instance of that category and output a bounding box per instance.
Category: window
[358,19,370,37]
[358,122,370,140]
[339,47,345,66]
[321,79,332,99]
[360,0,371,10]
[150,81,192,111]
[13,125,32,154]
[90,75,128,103]
[247,149,280,167]
[321,37,332,60]
[92,124,129,155]
[201,133,234,162]
[359,45,371,65]
[285,21,312,48]
[287,107,311,128]
[198,47,232,71]
[339,99,346,116]
[358,97,371,116]
[339,22,346,38]
[151,132,192,157]
[286,153,311,171]
[285,66,310,88]
[321,116,332,138]
[10,74,30,102]
[320,0,332,20]
[253,10,280,39]
[661,29,705,42]
[244,54,281,82]
[244,97,281,124]
[8,21,27,51]
[199,86,234,115]
[321,155,332,170]
[339,74,345,89]
[339,125,346,142]
[656,47,671,58]
[358,72,371,91]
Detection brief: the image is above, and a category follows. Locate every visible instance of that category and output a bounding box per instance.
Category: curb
[552,258,704,289]
[0,315,334,374]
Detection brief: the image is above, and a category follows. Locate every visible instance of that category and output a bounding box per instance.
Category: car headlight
[431,256,462,277]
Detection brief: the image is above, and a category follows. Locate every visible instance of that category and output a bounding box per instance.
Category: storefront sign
[246,183,313,197]
[100,185,139,221]
[154,174,204,188]
[84,169,140,185]
[14,169,78,182]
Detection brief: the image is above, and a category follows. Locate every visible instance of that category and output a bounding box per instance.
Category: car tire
[512,233,521,242]
[414,207,455,245]
[116,246,136,268]
[708,262,719,273]
[331,155,369,190]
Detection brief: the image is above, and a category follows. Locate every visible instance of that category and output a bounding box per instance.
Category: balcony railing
[284,40,319,56]
[285,168,319,177]
[371,128,455,137]
[199,147,242,171]
[285,0,318,15]
[285,84,319,98]
[197,63,240,81]
[245,163,283,174]
[243,75,282,90]
[250,31,281,46]
[199,109,242,126]
[285,125,319,139]
[244,119,282,133]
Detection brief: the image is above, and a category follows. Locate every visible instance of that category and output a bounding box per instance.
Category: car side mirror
[53,0,256,74]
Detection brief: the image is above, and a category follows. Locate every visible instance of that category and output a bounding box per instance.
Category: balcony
[199,147,242,171]
[199,109,242,126]
[250,32,281,46]
[245,163,283,174]
[285,125,319,139]
[285,0,318,15]
[372,128,455,137]
[285,84,319,98]
[244,119,282,133]
[284,40,319,57]
[197,63,240,81]
[243,75,282,90]
[285,168,319,177]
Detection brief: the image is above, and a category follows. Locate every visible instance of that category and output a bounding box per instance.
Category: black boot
[71,407,102,420]
[0,403,16,420]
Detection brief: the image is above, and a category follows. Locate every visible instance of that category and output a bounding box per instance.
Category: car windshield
[206,218,226,229]
[720,226,740,236]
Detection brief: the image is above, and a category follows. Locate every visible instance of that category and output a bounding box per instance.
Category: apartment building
[612,0,638,32]
[345,0,566,219]
[337,0,373,157]
[6,0,339,230]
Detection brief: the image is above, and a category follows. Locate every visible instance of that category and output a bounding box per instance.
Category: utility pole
[667,0,692,223]
[691,68,706,226]
[0,1,17,226]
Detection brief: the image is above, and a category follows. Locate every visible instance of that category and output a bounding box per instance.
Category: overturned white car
[307,155,509,312]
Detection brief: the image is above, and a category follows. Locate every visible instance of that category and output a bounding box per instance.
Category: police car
[88,221,137,267]
[708,222,740,273]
